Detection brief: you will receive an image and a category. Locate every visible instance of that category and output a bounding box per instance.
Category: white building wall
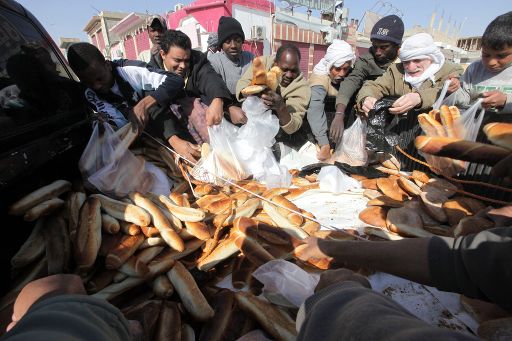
[232,5,272,55]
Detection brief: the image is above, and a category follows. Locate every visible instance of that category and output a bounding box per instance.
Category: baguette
[122,300,162,341]
[418,113,445,136]
[415,136,510,166]
[197,236,239,271]
[262,201,309,239]
[105,234,145,269]
[99,233,124,256]
[439,105,457,138]
[157,194,205,222]
[232,217,275,267]
[139,224,160,238]
[138,237,166,249]
[11,218,46,269]
[118,254,150,277]
[146,193,183,232]
[483,122,512,150]
[43,214,70,274]
[182,324,195,341]
[119,220,141,236]
[75,197,102,271]
[196,193,229,210]
[130,192,184,252]
[235,291,297,341]
[199,290,237,341]
[167,261,215,321]
[152,274,174,298]
[93,276,146,301]
[271,195,303,226]
[101,213,120,234]
[222,197,260,227]
[184,221,211,240]
[23,198,65,222]
[155,301,182,341]
[67,192,86,244]
[9,179,71,215]
[92,194,151,227]
[135,245,165,263]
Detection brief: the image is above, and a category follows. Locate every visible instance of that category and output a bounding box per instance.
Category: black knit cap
[218,16,245,45]
[370,15,404,45]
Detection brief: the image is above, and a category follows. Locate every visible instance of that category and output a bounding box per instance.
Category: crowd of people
[2,10,512,341]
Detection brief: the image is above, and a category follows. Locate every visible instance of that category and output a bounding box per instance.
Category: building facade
[83,11,128,57]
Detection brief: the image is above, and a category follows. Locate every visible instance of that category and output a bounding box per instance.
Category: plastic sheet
[318,166,362,193]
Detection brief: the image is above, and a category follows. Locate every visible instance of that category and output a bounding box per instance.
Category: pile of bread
[3,161,363,340]
[241,57,283,96]
[358,165,496,240]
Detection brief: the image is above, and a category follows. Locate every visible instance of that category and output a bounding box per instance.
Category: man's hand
[168,136,201,162]
[205,98,224,126]
[130,96,157,132]
[316,144,331,161]
[361,97,378,114]
[481,90,507,110]
[228,106,248,125]
[329,113,345,145]
[261,89,286,111]
[389,92,421,114]
[315,269,371,292]
[447,73,461,94]
[7,274,86,332]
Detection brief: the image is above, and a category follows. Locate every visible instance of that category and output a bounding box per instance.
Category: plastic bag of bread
[191,119,249,185]
[331,116,368,166]
[417,99,485,176]
[252,259,319,308]
[79,121,170,198]
[233,96,290,187]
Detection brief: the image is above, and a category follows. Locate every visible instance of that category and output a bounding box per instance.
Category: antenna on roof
[90,5,101,15]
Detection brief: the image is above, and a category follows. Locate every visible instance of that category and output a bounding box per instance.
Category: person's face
[78,60,114,95]
[329,61,351,84]
[481,45,512,73]
[403,58,432,77]
[148,26,164,46]
[160,46,191,76]
[276,51,300,87]
[371,39,399,63]
[222,34,243,60]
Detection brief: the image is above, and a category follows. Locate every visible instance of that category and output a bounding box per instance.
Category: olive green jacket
[356,62,464,111]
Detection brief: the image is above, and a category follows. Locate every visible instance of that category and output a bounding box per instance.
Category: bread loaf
[167,261,215,321]
[483,122,512,150]
[67,192,86,244]
[415,136,510,166]
[119,221,141,236]
[43,214,71,274]
[11,218,46,269]
[358,206,388,228]
[376,178,408,202]
[105,234,145,269]
[23,198,65,222]
[75,197,102,271]
[92,194,151,227]
[152,275,174,298]
[101,213,120,234]
[9,179,71,215]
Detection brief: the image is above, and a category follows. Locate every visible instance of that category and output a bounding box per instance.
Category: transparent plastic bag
[419,99,485,176]
[192,97,290,187]
[252,259,319,308]
[79,122,170,198]
[191,119,249,185]
[331,116,368,166]
[318,166,361,193]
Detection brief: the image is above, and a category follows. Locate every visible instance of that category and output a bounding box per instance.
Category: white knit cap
[313,39,355,75]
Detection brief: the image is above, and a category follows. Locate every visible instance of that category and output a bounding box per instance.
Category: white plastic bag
[318,166,361,193]
[420,99,485,176]
[191,119,249,185]
[234,97,290,186]
[192,97,290,187]
[331,116,368,166]
[79,121,170,198]
[252,259,319,308]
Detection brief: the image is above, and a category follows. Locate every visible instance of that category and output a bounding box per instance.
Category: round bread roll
[361,179,379,190]
[367,196,403,208]
[376,178,408,202]
[420,191,448,223]
[422,178,457,198]
[358,206,388,228]
[397,177,422,196]
[386,207,430,237]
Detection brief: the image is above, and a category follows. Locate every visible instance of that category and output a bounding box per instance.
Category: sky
[17,0,510,44]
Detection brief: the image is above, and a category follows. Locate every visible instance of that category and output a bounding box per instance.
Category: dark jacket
[148,46,164,70]
[336,49,393,108]
[183,50,232,106]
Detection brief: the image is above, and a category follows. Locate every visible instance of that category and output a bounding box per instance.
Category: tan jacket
[356,62,464,111]
[236,55,311,135]
[308,73,339,97]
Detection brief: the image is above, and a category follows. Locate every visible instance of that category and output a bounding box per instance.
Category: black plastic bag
[366,97,404,153]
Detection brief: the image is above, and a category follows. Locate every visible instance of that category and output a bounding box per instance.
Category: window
[0,7,87,149]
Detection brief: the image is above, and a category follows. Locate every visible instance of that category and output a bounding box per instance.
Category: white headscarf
[399,33,445,89]
[313,39,355,76]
